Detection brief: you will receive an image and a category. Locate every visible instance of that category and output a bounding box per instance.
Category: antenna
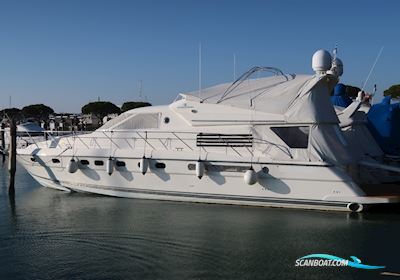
[233,53,236,81]
[198,42,202,100]
[361,46,384,92]
[332,43,338,60]
[139,80,143,100]
[373,84,377,95]
[9,96,11,108]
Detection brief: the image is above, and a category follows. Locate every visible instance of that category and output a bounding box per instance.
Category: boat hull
[18,152,400,212]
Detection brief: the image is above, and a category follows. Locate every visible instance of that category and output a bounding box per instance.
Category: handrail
[9,129,295,161]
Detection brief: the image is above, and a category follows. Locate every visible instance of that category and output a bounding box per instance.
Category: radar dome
[332,58,343,76]
[312,49,332,73]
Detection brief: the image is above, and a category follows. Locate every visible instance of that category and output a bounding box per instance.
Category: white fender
[106,157,114,176]
[196,160,205,179]
[140,156,148,175]
[244,168,257,185]
[67,158,78,173]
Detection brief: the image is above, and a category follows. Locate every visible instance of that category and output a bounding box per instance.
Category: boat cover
[183,74,373,164]
[331,83,352,108]
[367,96,400,155]
[184,74,339,124]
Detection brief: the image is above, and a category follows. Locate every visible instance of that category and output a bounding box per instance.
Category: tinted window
[271,126,309,148]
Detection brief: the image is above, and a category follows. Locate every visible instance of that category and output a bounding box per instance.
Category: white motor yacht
[17,50,400,212]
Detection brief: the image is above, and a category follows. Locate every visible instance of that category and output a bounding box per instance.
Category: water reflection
[0,164,399,279]
[8,193,16,222]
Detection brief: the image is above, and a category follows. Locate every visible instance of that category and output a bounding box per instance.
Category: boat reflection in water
[0,165,399,279]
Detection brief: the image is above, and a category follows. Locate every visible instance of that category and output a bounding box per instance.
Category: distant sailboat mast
[198,42,202,101]
[139,80,143,101]
[233,53,236,81]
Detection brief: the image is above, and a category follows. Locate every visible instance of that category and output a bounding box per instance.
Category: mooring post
[8,119,16,195]
[1,122,5,163]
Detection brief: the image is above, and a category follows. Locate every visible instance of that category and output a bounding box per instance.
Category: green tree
[81,101,121,120]
[21,104,54,120]
[121,101,151,113]
[0,108,22,120]
[384,84,400,98]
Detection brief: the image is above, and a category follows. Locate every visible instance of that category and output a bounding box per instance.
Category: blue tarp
[367,96,400,155]
[331,83,352,108]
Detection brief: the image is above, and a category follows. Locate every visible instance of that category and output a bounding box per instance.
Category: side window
[271,126,309,149]
[114,113,160,130]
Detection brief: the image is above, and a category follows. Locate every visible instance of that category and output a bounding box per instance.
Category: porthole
[30,157,36,162]
[116,161,126,167]
[52,158,60,163]
[94,160,104,166]
[164,117,170,124]
[191,109,198,113]
[80,160,90,165]
[155,162,166,169]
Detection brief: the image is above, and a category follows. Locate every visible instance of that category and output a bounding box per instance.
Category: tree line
[384,85,400,98]
[1,101,151,121]
[2,82,400,122]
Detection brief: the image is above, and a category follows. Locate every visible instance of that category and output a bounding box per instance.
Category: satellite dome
[312,49,332,73]
[332,58,343,76]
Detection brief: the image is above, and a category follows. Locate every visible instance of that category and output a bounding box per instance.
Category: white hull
[32,174,349,211]
[18,151,400,212]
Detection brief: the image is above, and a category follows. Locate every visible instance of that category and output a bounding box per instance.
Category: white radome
[312,49,332,73]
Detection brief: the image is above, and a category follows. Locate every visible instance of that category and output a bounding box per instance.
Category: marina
[1,0,400,278]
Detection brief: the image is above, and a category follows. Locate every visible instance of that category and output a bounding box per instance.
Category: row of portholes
[50,157,166,169]
[50,158,126,167]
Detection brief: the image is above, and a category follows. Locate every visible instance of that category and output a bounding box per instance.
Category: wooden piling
[8,119,16,195]
[1,122,5,162]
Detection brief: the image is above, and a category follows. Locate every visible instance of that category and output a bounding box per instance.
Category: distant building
[102,113,119,125]
[79,114,101,130]
[48,113,80,131]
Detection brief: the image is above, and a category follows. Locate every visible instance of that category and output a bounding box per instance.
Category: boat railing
[12,129,293,159]
[0,129,92,150]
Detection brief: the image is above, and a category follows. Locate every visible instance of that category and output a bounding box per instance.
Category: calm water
[0,162,399,280]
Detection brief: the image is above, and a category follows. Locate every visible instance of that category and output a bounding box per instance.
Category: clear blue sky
[1,0,399,113]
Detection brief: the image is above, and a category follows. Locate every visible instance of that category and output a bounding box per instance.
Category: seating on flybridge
[16,49,400,212]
